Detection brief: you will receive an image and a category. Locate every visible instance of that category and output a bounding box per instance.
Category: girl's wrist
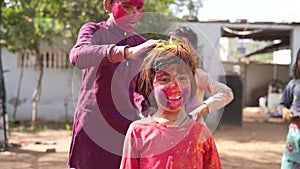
[202,103,209,114]
[198,103,209,117]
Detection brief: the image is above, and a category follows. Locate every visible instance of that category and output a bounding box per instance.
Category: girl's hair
[292,48,300,79]
[138,43,198,107]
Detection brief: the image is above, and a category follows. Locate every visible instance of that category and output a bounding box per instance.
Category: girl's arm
[278,80,294,120]
[278,80,293,109]
[196,69,234,113]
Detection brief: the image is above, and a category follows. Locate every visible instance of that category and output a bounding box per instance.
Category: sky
[189,0,300,23]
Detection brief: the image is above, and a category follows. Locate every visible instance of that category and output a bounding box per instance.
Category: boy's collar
[106,18,134,37]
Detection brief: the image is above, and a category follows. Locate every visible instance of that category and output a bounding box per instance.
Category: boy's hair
[168,26,198,50]
[293,48,300,79]
[138,43,198,108]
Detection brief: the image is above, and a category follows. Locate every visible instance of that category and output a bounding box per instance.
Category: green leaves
[1,0,185,54]
[173,0,203,17]
[1,0,58,53]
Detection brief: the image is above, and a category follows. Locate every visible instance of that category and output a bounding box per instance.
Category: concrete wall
[291,26,300,75]
[223,61,290,106]
[1,48,79,122]
[174,22,227,83]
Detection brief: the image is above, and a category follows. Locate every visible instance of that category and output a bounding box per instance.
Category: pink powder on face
[155,81,190,112]
[164,85,190,111]
[153,65,192,112]
[112,0,144,32]
[121,0,144,7]
[164,85,183,111]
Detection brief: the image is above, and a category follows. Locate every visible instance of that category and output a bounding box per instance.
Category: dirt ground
[0,107,289,169]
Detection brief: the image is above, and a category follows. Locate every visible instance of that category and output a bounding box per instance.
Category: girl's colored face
[112,0,144,32]
[153,64,191,113]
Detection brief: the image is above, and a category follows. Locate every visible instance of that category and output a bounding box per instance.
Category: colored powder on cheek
[127,0,144,6]
[181,88,191,104]
[154,88,168,107]
[163,82,180,96]
[112,0,144,19]
[111,1,143,32]
[112,3,128,20]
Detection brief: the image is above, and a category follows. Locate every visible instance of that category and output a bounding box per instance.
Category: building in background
[1,20,300,122]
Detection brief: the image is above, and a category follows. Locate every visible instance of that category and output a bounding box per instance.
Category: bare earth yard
[0,107,288,169]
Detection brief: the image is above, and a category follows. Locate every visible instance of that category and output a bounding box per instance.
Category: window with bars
[18,51,70,69]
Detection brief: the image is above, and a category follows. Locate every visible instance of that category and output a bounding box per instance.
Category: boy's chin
[122,25,136,32]
[114,21,136,32]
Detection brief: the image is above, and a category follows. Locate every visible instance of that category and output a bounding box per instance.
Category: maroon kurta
[68,18,146,169]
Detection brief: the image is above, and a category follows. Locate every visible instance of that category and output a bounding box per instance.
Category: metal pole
[0,2,9,151]
[273,63,278,80]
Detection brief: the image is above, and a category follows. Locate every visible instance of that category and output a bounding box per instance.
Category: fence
[18,51,70,69]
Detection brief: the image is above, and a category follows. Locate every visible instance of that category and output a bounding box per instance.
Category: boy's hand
[125,39,166,60]
[281,107,293,121]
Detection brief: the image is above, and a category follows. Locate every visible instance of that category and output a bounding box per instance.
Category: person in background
[278,48,300,169]
[68,0,161,168]
[168,26,234,124]
[120,43,222,169]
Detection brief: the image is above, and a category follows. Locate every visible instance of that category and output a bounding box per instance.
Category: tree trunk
[31,48,43,129]
[12,60,24,121]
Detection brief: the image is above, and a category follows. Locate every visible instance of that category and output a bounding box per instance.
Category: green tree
[1,0,64,127]
[56,0,177,43]
[173,0,203,18]
[144,0,175,13]
[53,1,109,44]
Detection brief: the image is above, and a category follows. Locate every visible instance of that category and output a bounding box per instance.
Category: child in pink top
[120,43,222,169]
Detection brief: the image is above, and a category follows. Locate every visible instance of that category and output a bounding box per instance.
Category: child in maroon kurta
[120,43,222,169]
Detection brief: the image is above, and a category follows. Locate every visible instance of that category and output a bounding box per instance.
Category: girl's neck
[153,110,189,126]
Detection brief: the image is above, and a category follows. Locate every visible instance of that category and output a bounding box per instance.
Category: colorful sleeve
[120,124,140,169]
[202,136,223,169]
[69,22,127,69]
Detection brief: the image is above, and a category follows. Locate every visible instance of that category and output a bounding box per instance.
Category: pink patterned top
[120,117,222,169]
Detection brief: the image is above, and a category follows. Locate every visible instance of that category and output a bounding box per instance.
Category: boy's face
[153,64,191,113]
[112,0,144,32]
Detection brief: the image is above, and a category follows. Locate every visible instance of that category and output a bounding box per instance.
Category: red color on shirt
[120,117,222,169]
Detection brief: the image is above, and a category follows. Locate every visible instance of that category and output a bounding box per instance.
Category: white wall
[291,26,300,75]
[2,48,79,122]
